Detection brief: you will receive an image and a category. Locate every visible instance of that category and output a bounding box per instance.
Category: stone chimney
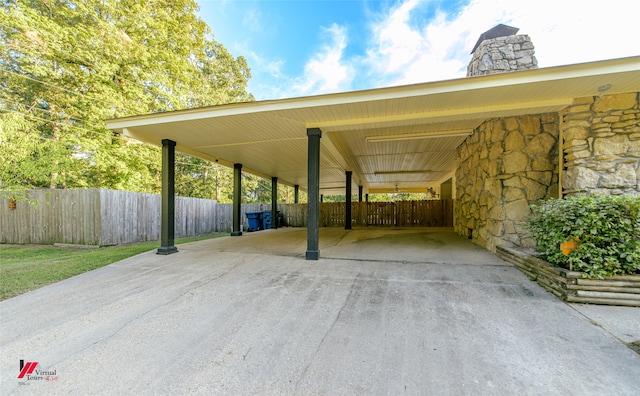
[467,24,538,77]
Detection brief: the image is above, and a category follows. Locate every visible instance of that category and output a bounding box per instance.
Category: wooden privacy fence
[0,189,309,246]
[0,189,219,246]
[0,189,452,246]
[320,200,453,227]
[279,203,308,227]
[213,203,307,230]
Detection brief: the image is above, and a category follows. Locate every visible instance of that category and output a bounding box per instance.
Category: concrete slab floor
[1,228,639,395]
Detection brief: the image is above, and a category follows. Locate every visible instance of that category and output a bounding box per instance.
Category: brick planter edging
[496,246,640,307]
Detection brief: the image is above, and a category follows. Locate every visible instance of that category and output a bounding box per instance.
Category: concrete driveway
[1,228,639,395]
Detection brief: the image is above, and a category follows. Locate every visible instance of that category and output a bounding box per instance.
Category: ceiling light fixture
[598,83,612,93]
[365,129,473,143]
[427,187,439,198]
[374,170,433,175]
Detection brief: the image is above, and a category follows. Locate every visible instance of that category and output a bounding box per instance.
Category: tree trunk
[50,167,58,189]
[50,115,61,189]
[215,168,221,202]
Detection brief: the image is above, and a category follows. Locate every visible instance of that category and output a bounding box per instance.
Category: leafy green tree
[0,0,253,198]
[174,156,235,202]
[0,111,68,198]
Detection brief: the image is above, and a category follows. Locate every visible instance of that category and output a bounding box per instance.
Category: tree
[0,0,253,199]
[174,156,235,202]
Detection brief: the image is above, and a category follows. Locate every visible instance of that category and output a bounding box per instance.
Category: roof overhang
[106,56,640,195]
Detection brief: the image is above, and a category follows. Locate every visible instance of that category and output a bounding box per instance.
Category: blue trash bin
[262,211,272,230]
[246,212,263,232]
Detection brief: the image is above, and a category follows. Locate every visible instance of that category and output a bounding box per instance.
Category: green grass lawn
[0,233,227,301]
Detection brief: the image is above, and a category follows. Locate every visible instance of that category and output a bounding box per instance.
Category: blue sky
[197,0,640,100]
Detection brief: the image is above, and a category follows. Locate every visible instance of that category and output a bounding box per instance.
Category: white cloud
[369,0,424,74]
[292,23,354,96]
[451,0,640,66]
[242,8,263,33]
[363,0,500,86]
[491,0,640,66]
[361,0,640,87]
[243,23,354,99]
[239,0,640,100]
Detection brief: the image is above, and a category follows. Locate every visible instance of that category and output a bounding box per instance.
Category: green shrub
[525,195,640,278]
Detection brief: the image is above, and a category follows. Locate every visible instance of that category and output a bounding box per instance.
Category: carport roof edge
[106,56,640,130]
[105,56,640,192]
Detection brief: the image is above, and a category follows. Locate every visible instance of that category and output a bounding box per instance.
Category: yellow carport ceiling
[106,56,640,195]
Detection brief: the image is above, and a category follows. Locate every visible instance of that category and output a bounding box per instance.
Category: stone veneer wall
[466,34,537,77]
[561,92,640,196]
[454,114,559,251]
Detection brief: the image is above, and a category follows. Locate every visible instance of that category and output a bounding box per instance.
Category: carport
[105,57,640,259]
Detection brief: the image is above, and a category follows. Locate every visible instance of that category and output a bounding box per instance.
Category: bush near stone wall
[525,195,640,279]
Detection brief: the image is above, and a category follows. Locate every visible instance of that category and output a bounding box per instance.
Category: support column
[231,163,242,236]
[158,139,178,255]
[320,194,323,203]
[358,185,363,202]
[306,128,321,260]
[366,193,369,203]
[272,177,278,229]
[294,185,299,204]
[345,171,352,230]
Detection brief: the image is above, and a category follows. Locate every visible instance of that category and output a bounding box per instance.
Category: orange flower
[560,239,579,256]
